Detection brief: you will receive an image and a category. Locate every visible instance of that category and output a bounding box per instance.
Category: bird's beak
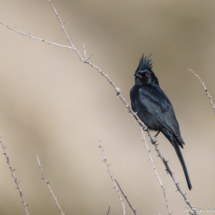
[134,73,142,78]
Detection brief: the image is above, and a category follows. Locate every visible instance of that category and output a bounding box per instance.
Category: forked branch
[0,1,199,214]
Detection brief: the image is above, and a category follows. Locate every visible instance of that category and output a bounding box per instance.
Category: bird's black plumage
[130,54,192,190]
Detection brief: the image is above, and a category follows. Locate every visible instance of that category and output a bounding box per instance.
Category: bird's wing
[138,86,184,146]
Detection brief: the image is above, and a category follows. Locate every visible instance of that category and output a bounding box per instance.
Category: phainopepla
[130,55,192,190]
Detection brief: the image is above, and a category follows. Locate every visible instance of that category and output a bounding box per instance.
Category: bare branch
[115,180,137,215]
[49,0,74,49]
[0,1,199,213]
[98,140,126,215]
[0,22,74,50]
[107,206,110,215]
[1,140,30,215]
[188,69,215,114]
[36,155,65,215]
[140,128,171,215]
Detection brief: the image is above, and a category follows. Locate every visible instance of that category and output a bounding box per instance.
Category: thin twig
[0,2,198,213]
[1,140,30,215]
[115,180,137,215]
[140,128,171,215]
[99,140,126,215]
[36,155,65,215]
[0,22,74,50]
[107,206,110,215]
[49,1,74,49]
[188,69,215,114]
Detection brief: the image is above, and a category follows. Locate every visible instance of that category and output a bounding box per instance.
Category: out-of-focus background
[0,0,215,214]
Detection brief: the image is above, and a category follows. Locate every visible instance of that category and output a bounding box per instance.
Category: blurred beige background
[0,0,215,214]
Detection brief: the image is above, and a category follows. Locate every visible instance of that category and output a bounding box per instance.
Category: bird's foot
[154,131,160,138]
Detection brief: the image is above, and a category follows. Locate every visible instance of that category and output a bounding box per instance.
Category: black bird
[130,54,192,190]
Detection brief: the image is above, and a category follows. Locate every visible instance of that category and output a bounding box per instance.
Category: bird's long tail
[174,142,192,190]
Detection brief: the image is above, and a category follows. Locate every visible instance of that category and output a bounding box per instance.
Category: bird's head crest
[138,54,153,71]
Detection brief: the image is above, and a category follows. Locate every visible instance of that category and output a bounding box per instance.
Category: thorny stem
[1,140,30,215]
[36,155,65,215]
[148,131,198,215]
[0,1,199,214]
[140,128,171,215]
[115,180,137,215]
[99,140,126,215]
[188,69,215,114]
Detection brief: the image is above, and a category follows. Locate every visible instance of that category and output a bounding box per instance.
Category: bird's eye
[145,73,149,77]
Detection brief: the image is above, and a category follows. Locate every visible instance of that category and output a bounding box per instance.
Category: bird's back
[131,83,184,145]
